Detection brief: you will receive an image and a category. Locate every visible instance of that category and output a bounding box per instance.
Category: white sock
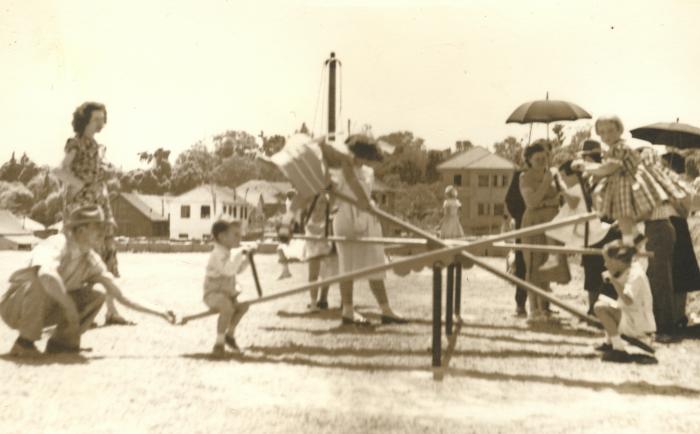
[610,335,625,351]
[622,233,634,245]
[216,333,225,345]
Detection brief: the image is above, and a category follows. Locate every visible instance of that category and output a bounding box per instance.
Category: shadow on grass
[409,318,600,338]
[0,353,96,366]
[261,326,422,336]
[677,324,700,340]
[188,351,699,397]
[243,344,599,360]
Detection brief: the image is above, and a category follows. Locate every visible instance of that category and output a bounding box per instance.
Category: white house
[0,210,41,250]
[234,179,292,217]
[168,184,253,240]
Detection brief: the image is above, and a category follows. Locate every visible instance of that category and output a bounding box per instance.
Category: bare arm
[340,161,372,210]
[94,274,174,323]
[582,160,622,178]
[53,149,85,189]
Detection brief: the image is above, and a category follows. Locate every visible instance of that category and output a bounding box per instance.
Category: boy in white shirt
[204,220,252,356]
[594,240,656,361]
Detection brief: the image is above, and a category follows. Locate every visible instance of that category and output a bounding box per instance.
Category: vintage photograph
[1,0,699,432]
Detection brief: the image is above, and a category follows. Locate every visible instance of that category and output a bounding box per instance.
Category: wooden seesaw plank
[180,212,593,323]
[490,242,654,257]
[179,242,471,324]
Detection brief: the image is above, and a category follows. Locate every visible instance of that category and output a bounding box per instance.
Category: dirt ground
[1,250,699,434]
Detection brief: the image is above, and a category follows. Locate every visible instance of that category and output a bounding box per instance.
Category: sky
[2,0,700,170]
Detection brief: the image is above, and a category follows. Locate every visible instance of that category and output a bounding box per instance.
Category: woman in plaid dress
[54,102,133,326]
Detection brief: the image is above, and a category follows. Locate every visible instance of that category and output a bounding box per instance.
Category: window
[180,205,190,219]
[381,194,387,205]
[493,203,504,216]
[493,174,499,187]
[478,203,489,216]
[233,207,238,218]
[201,205,211,219]
[453,174,462,186]
[243,207,248,219]
[178,233,188,239]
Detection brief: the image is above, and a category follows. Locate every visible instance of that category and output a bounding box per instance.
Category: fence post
[446,263,455,336]
[455,263,462,321]
[432,261,443,368]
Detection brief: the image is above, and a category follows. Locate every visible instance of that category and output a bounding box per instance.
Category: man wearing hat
[0,205,174,357]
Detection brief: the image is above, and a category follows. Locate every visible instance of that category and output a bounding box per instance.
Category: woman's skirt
[333,208,386,281]
[521,205,570,286]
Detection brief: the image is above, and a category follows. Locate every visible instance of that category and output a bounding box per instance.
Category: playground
[1,250,699,434]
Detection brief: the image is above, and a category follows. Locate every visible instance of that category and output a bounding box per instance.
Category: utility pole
[325,52,340,141]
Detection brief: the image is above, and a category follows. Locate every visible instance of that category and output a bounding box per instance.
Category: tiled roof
[437,146,514,170]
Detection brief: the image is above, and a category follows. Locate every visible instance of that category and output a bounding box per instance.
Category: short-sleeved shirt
[203,243,247,297]
[28,233,110,291]
[617,262,657,336]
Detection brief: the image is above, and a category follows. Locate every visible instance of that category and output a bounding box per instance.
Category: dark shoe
[9,338,42,358]
[655,333,680,344]
[212,344,226,357]
[45,339,92,355]
[316,300,329,310]
[602,349,630,363]
[381,314,408,325]
[224,335,240,352]
[105,314,136,326]
[594,343,612,352]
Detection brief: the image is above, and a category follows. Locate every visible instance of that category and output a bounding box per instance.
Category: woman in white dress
[322,135,406,326]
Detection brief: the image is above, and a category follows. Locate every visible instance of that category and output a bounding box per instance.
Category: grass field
[1,250,699,434]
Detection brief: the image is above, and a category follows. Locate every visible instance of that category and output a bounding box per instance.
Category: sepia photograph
[1,0,699,432]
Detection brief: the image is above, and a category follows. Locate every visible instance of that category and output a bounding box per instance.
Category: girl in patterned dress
[577,116,685,246]
[53,102,132,326]
[440,186,465,239]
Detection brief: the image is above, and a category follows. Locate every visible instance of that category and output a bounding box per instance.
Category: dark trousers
[645,219,676,332]
[514,250,528,308]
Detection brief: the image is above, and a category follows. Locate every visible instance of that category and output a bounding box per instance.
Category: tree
[493,136,524,167]
[455,140,474,153]
[170,142,217,194]
[0,152,21,182]
[30,190,63,226]
[550,123,566,150]
[375,131,428,185]
[425,149,448,183]
[569,126,592,152]
[212,130,258,159]
[0,181,34,215]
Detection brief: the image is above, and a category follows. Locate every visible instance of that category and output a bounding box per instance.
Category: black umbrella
[506,92,592,143]
[630,119,700,149]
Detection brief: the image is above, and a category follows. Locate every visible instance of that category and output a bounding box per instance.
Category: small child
[204,220,252,356]
[575,115,680,246]
[593,240,656,361]
[440,186,464,239]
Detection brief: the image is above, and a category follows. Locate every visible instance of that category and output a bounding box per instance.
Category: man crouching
[0,205,175,357]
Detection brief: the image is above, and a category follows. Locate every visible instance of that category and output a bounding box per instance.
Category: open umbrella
[630,119,700,149]
[506,92,592,143]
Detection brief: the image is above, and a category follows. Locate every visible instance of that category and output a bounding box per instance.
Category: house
[168,184,253,240]
[234,180,292,217]
[0,209,41,250]
[437,146,516,235]
[111,192,170,238]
